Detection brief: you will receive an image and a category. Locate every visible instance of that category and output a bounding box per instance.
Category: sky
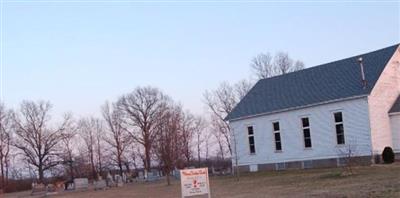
[1,0,399,119]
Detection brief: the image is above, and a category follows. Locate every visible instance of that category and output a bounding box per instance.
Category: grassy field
[5,163,400,198]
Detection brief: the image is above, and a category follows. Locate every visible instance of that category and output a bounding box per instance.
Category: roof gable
[226,44,399,121]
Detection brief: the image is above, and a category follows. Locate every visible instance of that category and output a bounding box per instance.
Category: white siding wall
[368,48,400,154]
[390,114,400,152]
[230,98,372,166]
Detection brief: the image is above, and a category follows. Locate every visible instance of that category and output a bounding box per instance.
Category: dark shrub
[382,146,395,164]
[3,179,33,193]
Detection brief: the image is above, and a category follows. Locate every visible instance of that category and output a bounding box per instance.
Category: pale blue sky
[1,1,399,117]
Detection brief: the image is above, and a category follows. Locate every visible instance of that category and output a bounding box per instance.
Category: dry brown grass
[5,164,400,198]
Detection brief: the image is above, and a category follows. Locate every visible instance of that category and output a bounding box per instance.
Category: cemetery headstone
[46,184,58,196]
[138,171,144,179]
[136,171,146,182]
[74,178,89,190]
[115,175,124,187]
[31,183,46,196]
[151,169,159,177]
[122,172,127,183]
[94,180,107,190]
[65,181,74,190]
[146,171,161,182]
[106,172,115,187]
[144,169,148,179]
[173,168,181,179]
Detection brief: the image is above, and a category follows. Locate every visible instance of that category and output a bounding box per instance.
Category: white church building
[226,44,400,172]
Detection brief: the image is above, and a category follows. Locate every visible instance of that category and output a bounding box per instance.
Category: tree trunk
[90,152,97,180]
[5,158,8,186]
[118,162,123,176]
[218,142,225,160]
[197,141,201,167]
[166,168,170,186]
[1,157,4,190]
[186,154,190,167]
[97,139,102,176]
[98,157,102,176]
[124,162,131,174]
[38,165,44,183]
[145,144,151,172]
[69,162,74,180]
[205,140,209,162]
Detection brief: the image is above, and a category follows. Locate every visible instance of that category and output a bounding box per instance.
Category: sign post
[180,168,211,198]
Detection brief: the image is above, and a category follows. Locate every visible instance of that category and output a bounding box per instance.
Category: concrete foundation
[237,156,372,172]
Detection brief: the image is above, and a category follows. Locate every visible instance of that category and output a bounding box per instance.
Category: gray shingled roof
[389,95,400,114]
[226,44,399,121]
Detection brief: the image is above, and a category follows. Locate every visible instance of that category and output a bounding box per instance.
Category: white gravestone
[74,178,89,190]
[31,183,46,196]
[137,171,145,181]
[46,184,58,196]
[94,180,107,190]
[106,173,115,187]
[115,175,124,187]
[122,172,127,183]
[138,171,144,178]
[173,168,180,179]
[180,168,211,198]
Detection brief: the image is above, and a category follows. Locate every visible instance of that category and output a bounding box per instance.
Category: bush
[382,146,395,164]
[3,179,33,193]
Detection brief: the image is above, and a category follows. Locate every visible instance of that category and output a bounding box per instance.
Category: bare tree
[129,145,142,171]
[12,101,70,183]
[128,145,139,171]
[154,104,181,185]
[193,117,205,167]
[212,119,226,160]
[0,104,11,190]
[203,81,250,157]
[102,102,131,176]
[251,53,274,79]
[95,123,104,176]
[251,51,305,79]
[180,111,201,166]
[117,86,169,173]
[78,117,103,179]
[72,149,93,179]
[293,60,305,72]
[274,52,293,75]
[204,81,252,178]
[235,79,253,99]
[61,131,76,180]
[336,141,360,176]
[60,124,77,180]
[204,131,212,162]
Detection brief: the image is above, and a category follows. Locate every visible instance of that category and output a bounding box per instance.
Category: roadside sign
[180,168,211,198]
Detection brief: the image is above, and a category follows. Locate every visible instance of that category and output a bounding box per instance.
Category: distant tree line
[0,87,208,188]
[0,51,304,191]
